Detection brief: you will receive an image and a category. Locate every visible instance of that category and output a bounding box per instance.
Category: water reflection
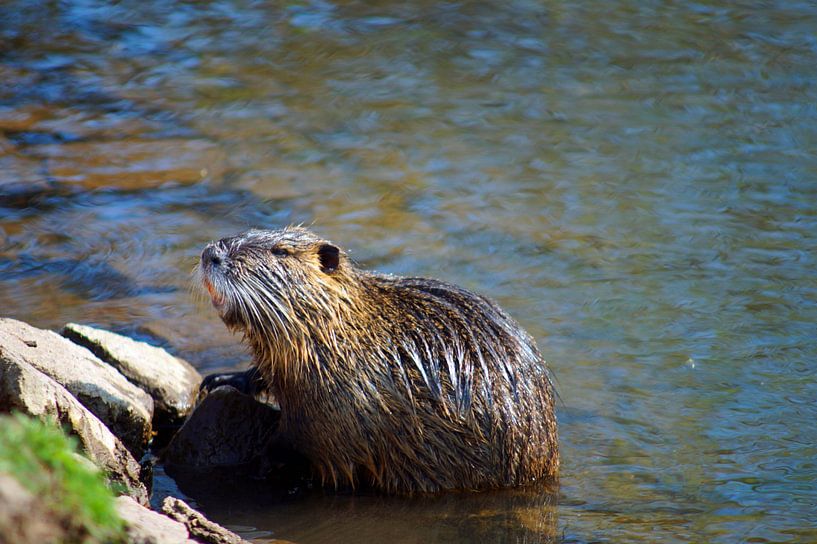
[167,469,559,544]
[2,0,817,542]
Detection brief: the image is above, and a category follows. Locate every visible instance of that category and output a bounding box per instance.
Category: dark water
[2,1,817,542]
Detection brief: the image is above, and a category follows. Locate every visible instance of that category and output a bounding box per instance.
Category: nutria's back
[199,226,558,493]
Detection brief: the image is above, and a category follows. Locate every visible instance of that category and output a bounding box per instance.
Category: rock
[0,473,65,544]
[24,138,227,190]
[0,318,154,456]
[62,323,202,426]
[163,386,280,471]
[161,497,249,544]
[0,356,148,505]
[115,496,196,544]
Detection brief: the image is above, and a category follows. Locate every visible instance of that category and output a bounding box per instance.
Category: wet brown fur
[198,226,558,493]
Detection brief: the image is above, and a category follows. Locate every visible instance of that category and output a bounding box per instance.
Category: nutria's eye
[271,247,289,256]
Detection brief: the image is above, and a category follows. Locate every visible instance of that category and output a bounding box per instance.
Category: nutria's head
[197,227,360,369]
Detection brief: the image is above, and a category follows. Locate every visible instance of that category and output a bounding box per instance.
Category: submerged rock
[163,386,280,472]
[0,356,148,505]
[161,497,249,544]
[0,318,154,457]
[62,323,201,426]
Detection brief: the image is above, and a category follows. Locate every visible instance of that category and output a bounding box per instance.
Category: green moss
[0,413,126,544]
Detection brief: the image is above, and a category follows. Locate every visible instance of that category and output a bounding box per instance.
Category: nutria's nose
[201,244,226,268]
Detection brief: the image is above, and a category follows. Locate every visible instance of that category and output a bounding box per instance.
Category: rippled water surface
[2,1,816,542]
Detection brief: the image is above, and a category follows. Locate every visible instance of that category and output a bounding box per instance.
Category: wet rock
[115,496,196,544]
[0,355,148,505]
[161,497,249,544]
[163,386,280,471]
[0,473,65,544]
[62,323,202,426]
[0,318,154,456]
[25,138,227,190]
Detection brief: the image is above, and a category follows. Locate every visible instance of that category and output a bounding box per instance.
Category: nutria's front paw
[199,367,266,397]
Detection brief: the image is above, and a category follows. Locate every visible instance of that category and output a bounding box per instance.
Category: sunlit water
[2,1,816,542]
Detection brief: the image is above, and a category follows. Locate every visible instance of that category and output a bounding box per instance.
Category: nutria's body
[198,227,558,493]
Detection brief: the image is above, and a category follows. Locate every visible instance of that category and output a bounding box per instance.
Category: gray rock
[163,386,280,471]
[0,318,153,456]
[161,497,249,544]
[115,496,197,544]
[0,356,148,505]
[0,473,65,544]
[62,323,201,425]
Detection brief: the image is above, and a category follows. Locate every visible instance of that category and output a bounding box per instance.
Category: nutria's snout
[199,242,229,310]
[201,242,227,270]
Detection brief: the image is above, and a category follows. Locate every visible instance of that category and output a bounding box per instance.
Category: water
[2,1,816,542]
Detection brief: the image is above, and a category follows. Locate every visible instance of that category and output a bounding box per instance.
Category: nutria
[197,226,558,493]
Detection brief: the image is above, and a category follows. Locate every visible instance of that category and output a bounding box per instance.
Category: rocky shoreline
[0,316,258,544]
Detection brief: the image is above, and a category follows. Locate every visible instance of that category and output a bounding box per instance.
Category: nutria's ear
[317,243,340,273]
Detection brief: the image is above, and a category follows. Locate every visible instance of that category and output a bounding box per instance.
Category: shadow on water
[166,467,560,544]
[0,254,175,300]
